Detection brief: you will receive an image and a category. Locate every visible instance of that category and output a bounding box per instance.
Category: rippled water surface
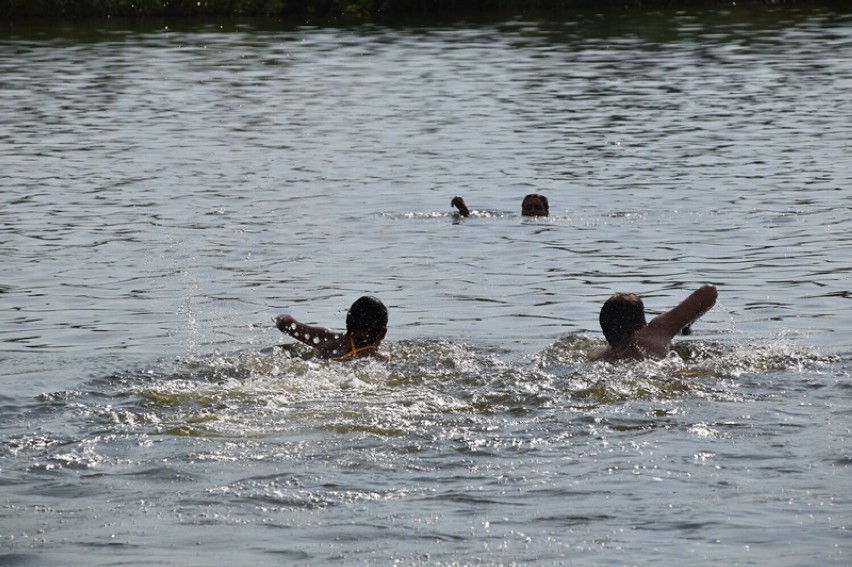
[2,5,851,565]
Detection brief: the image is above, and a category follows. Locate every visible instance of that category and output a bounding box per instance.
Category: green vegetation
[2,0,833,21]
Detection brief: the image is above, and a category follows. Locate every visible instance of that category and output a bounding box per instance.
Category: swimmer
[274,295,389,361]
[450,193,549,218]
[521,193,549,217]
[597,284,718,362]
[450,196,470,217]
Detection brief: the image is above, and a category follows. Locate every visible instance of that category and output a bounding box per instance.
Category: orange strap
[330,336,377,361]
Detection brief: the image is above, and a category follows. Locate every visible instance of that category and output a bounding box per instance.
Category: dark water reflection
[1,5,851,565]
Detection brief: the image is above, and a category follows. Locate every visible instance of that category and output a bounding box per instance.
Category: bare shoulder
[317,335,352,359]
[598,337,663,362]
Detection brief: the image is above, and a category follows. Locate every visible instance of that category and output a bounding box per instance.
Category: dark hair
[346,296,388,341]
[599,293,646,347]
[522,193,549,216]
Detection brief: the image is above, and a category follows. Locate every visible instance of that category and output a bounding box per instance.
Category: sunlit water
[1,5,851,565]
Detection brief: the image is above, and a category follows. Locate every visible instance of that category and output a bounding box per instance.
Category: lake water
[1,5,851,565]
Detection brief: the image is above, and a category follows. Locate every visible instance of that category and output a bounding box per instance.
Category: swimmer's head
[522,193,549,217]
[599,293,646,347]
[346,296,388,343]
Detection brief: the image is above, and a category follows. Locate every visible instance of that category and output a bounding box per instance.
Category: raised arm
[647,284,718,340]
[451,196,470,217]
[274,314,340,346]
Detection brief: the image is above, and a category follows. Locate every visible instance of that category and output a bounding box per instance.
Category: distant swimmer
[451,196,471,217]
[521,193,549,217]
[450,193,549,218]
[597,284,718,362]
[274,295,389,361]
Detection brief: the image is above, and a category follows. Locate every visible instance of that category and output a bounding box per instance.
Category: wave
[70,334,833,439]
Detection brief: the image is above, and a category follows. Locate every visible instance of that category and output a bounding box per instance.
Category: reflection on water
[1,5,851,565]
